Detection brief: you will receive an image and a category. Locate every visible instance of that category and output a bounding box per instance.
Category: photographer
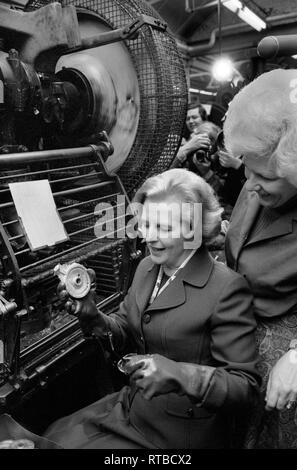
[171,103,209,167]
[171,121,222,195]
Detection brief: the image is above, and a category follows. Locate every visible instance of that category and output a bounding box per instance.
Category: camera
[189,130,226,177]
[193,130,224,163]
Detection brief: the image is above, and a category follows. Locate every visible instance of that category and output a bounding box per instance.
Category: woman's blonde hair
[133,168,223,245]
[224,68,297,186]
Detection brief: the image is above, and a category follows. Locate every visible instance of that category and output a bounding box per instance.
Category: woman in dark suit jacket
[44,169,260,449]
[223,69,297,448]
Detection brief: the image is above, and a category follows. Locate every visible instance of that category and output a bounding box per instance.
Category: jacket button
[187,408,194,418]
[143,313,151,324]
[140,336,144,342]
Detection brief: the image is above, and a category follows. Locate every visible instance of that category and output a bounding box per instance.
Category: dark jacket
[225,185,297,318]
[220,163,246,207]
[45,246,260,449]
[103,246,259,448]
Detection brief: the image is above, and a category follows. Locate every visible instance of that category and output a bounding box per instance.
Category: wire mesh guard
[26,0,188,196]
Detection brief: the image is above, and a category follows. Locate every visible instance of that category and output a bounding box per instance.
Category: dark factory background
[150,0,297,121]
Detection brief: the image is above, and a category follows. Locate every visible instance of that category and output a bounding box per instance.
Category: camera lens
[195,149,207,161]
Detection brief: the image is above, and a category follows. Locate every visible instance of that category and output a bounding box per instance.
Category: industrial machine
[0,0,187,431]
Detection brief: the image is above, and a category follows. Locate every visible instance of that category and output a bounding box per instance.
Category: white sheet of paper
[9,180,69,251]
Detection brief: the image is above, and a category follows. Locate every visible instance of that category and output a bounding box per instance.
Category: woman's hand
[265,350,297,410]
[129,353,215,401]
[74,292,108,337]
[57,274,107,337]
[129,354,181,399]
[218,150,242,169]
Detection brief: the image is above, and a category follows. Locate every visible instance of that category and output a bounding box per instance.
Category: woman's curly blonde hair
[224,68,297,187]
[133,168,223,246]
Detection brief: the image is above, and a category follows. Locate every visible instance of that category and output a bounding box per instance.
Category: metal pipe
[0,181,113,210]
[88,260,119,267]
[78,29,127,50]
[178,12,297,57]
[57,193,119,212]
[89,264,120,271]
[64,202,125,224]
[68,213,126,238]
[2,220,19,226]
[0,163,99,180]
[49,181,113,198]
[177,29,218,56]
[93,269,120,276]
[93,253,118,260]
[96,270,120,276]
[19,229,120,272]
[99,290,116,296]
[97,292,122,309]
[0,145,97,167]
[47,173,101,185]
[96,273,119,279]
[185,0,217,13]
[8,234,25,242]
[98,282,117,289]
[63,211,100,225]
[218,0,222,56]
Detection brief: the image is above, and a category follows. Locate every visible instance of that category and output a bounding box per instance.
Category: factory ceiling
[145,0,297,110]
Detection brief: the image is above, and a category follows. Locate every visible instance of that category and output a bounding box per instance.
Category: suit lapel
[146,276,186,312]
[229,186,297,257]
[145,246,213,312]
[135,261,158,313]
[229,189,260,259]
[244,206,297,247]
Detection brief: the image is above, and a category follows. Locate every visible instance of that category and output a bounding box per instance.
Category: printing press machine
[0,0,187,433]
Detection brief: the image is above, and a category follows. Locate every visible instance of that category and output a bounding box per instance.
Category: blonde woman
[224,68,297,448]
[44,169,259,449]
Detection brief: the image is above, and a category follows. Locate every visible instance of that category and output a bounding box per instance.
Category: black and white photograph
[0,0,296,454]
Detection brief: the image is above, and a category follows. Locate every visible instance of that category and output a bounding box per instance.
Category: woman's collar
[146,245,214,287]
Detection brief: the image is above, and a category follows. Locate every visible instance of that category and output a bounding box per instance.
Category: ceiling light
[212,57,234,82]
[223,0,266,31]
[189,88,216,95]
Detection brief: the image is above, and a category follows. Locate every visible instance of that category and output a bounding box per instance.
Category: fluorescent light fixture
[292,55,297,59]
[189,88,216,96]
[223,0,266,31]
[212,57,234,81]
